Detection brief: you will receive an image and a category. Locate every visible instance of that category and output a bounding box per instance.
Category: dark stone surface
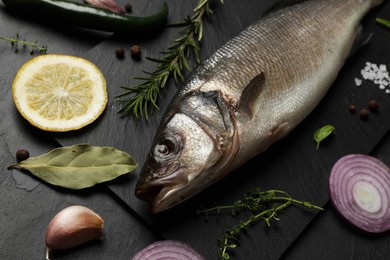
[0,2,158,259]
[1,0,389,259]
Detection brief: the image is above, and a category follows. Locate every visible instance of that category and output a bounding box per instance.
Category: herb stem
[271,196,324,211]
[0,34,48,54]
[198,188,323,259]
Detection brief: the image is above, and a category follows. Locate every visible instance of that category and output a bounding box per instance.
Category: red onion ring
[329,154,390,233]
[132,240,205,260]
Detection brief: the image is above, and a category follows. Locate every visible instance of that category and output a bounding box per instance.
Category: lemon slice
[12,54,107,132]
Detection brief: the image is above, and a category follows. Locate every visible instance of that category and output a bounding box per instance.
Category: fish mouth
[135,158,184,207]
[135,165,203,213]
[135,181,166,202]
[135,181,187,213]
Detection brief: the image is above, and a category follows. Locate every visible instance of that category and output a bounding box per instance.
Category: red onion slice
[329,154,390,233]
[132,240,205,260]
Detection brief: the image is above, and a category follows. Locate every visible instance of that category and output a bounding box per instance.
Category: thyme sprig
[116,0,224,119]
[197,188,323,260]
[0,34,48,54]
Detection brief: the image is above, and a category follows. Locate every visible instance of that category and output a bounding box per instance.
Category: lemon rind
[12,54,108,132]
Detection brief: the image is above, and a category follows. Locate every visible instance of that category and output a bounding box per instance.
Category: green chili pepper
[2,0,169,34]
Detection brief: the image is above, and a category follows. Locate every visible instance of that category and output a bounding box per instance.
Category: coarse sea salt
[354,78,362,86]
[355,62,390,94]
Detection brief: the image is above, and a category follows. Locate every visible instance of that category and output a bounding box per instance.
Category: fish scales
[136,0,386,212]
[195,0,379,160]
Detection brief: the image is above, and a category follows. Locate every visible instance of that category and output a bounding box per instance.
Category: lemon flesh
[12,55,107,132]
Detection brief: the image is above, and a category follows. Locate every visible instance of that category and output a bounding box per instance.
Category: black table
[1,0,390,259]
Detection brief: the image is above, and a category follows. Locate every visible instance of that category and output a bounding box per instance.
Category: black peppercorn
[368,100,379,112]
[125,3,132,13]
[349,104,356,113]
[359,108,369,121]
[130,45,142,60]
[16,149,30,163]
[116,47,125,59]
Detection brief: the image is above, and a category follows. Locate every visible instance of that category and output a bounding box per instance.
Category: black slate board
[282,132,390,259]
[0,3,161,259]
[35,0,390,259]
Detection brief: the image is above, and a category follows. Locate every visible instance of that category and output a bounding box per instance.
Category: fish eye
[154,138,177,158]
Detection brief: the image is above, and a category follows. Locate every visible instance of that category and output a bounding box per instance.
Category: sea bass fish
[135,0,385,213]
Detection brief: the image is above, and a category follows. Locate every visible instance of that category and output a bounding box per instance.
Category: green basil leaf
[314,125,336,150]
[376,17,390,29]
[9,144,138,189]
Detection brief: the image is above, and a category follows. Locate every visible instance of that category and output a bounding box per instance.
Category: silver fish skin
[135,0,385,213]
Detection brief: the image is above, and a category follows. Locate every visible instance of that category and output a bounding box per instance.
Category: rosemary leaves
[197,188,323,260]
[0,34,47,54]
[116,0,224,119]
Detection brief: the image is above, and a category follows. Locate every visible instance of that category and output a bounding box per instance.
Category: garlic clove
[45,205,104,252]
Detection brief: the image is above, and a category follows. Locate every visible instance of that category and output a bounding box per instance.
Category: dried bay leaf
[8,144,138,189]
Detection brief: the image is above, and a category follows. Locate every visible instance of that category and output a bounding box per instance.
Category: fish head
[135,90,239,213]
[135,113,222,212]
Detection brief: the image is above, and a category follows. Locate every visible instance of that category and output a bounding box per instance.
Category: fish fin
[270,122,289,141]
[236,72,265,119]
[348,28,373,58]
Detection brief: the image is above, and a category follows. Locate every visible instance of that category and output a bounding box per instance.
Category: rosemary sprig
[197,188,323,260]
[0,34,48,54]
[116,0,224,119]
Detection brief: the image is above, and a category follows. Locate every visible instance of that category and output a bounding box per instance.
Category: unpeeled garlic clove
[45,205,104,252]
